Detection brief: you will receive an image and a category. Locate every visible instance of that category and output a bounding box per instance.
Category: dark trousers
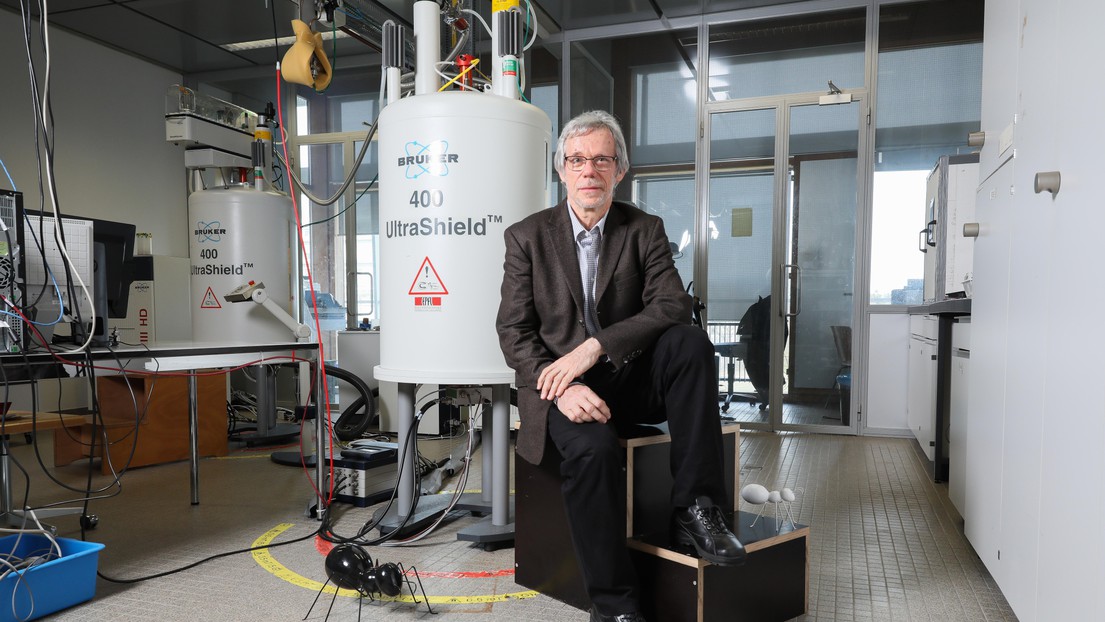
[546,324,727,615]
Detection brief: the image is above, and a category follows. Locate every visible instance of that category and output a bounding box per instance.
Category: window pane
[871,0,983,305]
[633,65,696,165]
[352,141,379,327]
[570,29,698,292]
[870,171,927,304]
[634,175,695,289]
[707,8,866,102]
[570,40,614,117]
[300,143,347,351]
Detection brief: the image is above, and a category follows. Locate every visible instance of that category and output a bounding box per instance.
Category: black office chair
[739,296,772,411]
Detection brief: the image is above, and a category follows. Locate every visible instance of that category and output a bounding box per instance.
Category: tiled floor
[744,433,1015,621]
[8,428,1015,621]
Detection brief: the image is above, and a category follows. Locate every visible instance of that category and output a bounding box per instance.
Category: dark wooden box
[515,424,745,610]
[629,514,809,622]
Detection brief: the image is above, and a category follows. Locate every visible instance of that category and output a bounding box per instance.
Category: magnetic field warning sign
[409,257,448,308]
[200,286,222,309]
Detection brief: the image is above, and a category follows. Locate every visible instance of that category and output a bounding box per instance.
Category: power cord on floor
[96,526,321,584]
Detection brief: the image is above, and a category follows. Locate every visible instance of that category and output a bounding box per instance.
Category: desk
[1,341,323,508]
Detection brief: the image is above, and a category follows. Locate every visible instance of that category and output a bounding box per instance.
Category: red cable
[276,64,335,505]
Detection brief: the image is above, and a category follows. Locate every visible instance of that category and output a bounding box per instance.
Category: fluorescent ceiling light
[221,29,350,52]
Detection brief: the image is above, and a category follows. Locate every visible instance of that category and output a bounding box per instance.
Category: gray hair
[553,110,630,177]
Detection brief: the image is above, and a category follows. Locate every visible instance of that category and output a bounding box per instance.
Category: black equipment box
[325,443,399,507]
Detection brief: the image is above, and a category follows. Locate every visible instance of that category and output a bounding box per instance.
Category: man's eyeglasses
[564,155,618,172]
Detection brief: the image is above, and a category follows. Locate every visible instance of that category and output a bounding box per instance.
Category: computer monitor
[88,217,137,320]
[19,209,95,344]
[18,209,136,347]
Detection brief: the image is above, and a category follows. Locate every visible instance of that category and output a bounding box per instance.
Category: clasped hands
[536,337,611,424]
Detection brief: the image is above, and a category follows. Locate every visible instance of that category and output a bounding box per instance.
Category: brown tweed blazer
[496,200,692,465]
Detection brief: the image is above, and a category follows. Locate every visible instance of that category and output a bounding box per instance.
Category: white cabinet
[863,313,910,433]
[965,0,1105,619]
[906,315,937,462]
[977,0,1020,181]
[948,319,970,516]
[964,156,1012,583]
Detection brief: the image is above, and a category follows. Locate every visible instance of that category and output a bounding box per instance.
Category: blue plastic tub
[0,535,104,622]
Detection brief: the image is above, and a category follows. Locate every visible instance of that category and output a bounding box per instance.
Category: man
[497,110,746,622]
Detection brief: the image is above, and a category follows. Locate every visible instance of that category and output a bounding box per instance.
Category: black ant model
[303,543,435,621]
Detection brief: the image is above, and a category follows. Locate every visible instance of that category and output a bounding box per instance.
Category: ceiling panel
[129,0,300,51]
[526,0,658,30]
[1,0,833,78]
[48,4,253,73]
[0,0,138,14]
[656,0,811,18]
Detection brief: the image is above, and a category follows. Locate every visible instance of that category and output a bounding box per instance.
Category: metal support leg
[189,371,199,505]
[456,383,515,547]
[373,382,450,537]
[315,358,327,514]
[482,398,494,505]
[239,365,298,446]
[396,382,416,517]
[492,384,510,526]
[1,442,12,518]
[456,392,494,515]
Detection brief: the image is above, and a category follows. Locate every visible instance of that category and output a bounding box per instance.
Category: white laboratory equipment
[922,154,979,301]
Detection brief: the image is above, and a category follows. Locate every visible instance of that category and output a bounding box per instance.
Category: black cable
[18,0,81,329]
[22,341,151,503]
[304,175,377,228]
[97,526,321,584]
[269,0,280,66]
[316,394,445,547]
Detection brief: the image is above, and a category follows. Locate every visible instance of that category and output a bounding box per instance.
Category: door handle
[1034,171,1061,195]
[784,263,802,318]
[918,229,928,253]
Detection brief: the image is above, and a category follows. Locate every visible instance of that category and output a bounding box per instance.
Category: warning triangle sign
[200,286,222,309]
[408,257,449,296]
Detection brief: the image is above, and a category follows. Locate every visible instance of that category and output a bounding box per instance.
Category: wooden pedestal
[516,423,802,616]
[629,514,809,622]
[54,374,228,474]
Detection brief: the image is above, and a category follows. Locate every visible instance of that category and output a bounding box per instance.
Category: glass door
[703,107,777,431]
[703,99,861,432]
[780,101,861,431]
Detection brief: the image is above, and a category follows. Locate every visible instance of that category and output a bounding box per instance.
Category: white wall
[862,311,909,434]
[0,9,187,256]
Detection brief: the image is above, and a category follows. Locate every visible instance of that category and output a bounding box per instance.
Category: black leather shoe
[589,610,646,622]
[672,495,747,566]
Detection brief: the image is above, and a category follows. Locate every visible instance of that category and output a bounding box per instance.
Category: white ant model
[740,484,798,533]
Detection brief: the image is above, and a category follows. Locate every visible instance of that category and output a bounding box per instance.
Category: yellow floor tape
[251,523,540,604]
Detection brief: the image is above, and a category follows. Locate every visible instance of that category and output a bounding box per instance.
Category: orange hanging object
[281,19,333,91]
